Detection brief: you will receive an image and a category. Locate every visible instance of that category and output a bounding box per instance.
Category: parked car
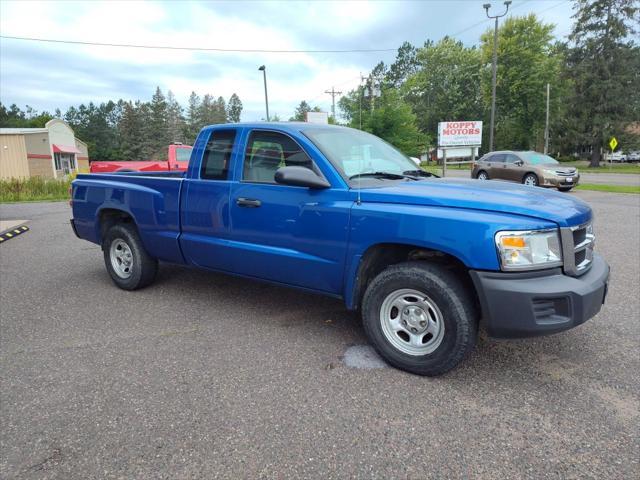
[472,151,579,191]
[90,144,192,173]
[603,151,627,162]
[70,123,609,376]
[625,150,640,162]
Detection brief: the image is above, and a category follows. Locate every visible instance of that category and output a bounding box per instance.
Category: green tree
[403,37,483,141]
[227,93,243,122]
[166,90,186,145]
[184,91,201,143]
[289,100,321,121]
[147,86,169,155]
[480,15,564,151]
[564,0,638,166]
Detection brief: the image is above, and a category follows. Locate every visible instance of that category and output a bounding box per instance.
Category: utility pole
[325,86,342,121]
[544,82,550,154]
[359,73,367,130]
[483,1,511,151]
[258,65,270,121]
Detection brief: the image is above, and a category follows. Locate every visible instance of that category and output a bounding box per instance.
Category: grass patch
[0,176,72,203]
[575,183,640,194]
[554,161,639,174]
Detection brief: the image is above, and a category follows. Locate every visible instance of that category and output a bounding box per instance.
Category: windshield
[520,151,558,165]
[176,147,192,162]
[303,128,418,180]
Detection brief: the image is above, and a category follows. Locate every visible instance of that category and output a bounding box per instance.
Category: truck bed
[72,172,186,264]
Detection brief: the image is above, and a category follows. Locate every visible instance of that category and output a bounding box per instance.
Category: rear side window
[489,153,506,163]
[243,130,315,184]
[201,130,237,180]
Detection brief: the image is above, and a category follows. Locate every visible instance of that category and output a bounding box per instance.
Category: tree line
[337,0,639,165]
[0,88,243,161]
[1,0,637,166]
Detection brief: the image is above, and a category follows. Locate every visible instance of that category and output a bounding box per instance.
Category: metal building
[0,119,89,180]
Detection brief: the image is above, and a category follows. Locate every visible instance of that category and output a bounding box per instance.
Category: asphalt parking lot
[1,192,638,479]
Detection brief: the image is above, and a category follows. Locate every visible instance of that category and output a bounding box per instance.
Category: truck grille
[560,222,595,276]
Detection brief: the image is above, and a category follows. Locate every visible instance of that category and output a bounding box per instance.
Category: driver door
[226,129,350,294]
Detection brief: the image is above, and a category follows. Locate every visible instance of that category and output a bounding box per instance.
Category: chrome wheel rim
[110,239,133,279]
[524,175,537,186]
[478,172,488,180]
[380,288,445,356]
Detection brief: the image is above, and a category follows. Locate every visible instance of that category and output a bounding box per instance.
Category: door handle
[236,197,261,208]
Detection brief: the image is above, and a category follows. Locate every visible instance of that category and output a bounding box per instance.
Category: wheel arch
[348,242,479,311]
[96,207,138,247]
[522,171,539,183]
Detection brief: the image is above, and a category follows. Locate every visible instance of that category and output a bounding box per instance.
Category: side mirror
[515,160,524,166]
[275,166,330,189]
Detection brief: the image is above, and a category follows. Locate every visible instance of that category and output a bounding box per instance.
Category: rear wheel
[362,261,478,376]
[103,223,158,290]
[477,170,489,180]
[522,173,539,186]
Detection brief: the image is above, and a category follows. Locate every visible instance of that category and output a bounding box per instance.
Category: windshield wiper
[349,171,413,180]
[403,169,440,178]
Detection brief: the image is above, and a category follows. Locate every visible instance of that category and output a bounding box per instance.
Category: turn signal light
[501,236,526,248]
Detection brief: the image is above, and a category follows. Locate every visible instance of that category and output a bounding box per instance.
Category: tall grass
[0,176,73,203]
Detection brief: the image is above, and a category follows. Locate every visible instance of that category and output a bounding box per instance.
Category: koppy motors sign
[438,121,483,147]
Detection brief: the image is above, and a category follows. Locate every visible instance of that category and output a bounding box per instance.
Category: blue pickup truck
[71,123,609,375]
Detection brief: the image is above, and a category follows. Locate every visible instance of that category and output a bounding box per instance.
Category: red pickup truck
[90,144,192,173]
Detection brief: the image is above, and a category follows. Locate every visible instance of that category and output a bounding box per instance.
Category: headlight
[495,229,563,271]
[543,169,557,176]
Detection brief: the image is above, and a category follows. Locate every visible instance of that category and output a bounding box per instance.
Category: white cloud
[0,0,577,120]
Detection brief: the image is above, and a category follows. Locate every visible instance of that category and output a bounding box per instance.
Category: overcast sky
[0,0,575,121]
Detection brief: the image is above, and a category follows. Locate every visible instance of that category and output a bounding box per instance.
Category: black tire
[102,223,158,290]
[476,170,489,180]
[361,261,478,376]
[558,186,573,192]
[522,173,539,186]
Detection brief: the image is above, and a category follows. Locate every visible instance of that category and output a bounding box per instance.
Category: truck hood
[357,178,591,227]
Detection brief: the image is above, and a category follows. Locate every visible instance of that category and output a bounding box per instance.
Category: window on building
[54,153,61,170]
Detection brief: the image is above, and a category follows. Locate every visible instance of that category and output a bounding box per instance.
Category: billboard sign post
[437,121,483,177]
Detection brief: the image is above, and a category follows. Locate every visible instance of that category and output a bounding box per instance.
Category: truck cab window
[201,130,237,180]
[243,131,315,184]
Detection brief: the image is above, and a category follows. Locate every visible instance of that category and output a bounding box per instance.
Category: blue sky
[0,0,575,121]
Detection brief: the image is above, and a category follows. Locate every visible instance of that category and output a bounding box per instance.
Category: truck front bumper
[470,254,609,338]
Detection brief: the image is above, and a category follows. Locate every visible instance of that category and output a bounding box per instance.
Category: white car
[604,152,627,162]
[625,151,640,162]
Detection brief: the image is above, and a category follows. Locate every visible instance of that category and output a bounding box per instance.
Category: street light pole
[483,1,511,152]
[258,65,270,121]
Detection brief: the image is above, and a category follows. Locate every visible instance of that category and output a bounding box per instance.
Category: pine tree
[565,0,638,166]
[185,91,201,144]
[227,93,243,122]
[148,87,169,156]
[166,90,186,144]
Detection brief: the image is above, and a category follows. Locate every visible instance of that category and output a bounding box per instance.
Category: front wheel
[522,173,539,186]
[362,261,478,376]
[103,223,158,290]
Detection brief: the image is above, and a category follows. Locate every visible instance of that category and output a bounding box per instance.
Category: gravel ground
[1,193,638,479]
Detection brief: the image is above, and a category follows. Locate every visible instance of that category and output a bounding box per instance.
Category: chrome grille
[560,222,595,276]
[555,170,576,177]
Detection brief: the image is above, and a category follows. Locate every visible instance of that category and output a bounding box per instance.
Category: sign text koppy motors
[438,121,483,147]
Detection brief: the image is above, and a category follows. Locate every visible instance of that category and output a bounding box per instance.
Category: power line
[0,34,397,54]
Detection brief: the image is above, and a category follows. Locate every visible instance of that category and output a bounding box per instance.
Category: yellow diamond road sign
[609,137,618,151]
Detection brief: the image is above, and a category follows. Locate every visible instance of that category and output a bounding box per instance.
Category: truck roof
[205,122,345,133]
